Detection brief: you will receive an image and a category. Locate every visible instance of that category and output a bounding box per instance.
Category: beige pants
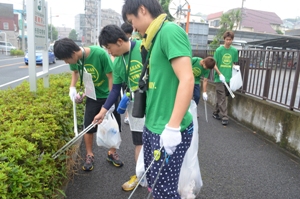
[214,82,229,119]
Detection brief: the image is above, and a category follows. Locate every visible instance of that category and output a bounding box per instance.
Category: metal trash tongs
[52,123,96,159]
[204,100,208,122]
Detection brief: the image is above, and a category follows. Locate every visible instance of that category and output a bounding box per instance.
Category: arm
[168,56,194,128]
[202,77,208,93]
[106,72,113,91]
[70,70,79,87]
[93,83,122,124]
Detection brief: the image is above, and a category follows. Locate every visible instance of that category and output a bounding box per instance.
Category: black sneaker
[222,117,229,125]
[82,155,94,171]
[107,151,124,167]
[213,112,221,120]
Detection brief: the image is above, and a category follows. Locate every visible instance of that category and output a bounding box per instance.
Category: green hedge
[0,73,85,198]
[10,49,24,56]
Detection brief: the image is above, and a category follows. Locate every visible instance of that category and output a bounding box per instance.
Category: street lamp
[50,7,59,42]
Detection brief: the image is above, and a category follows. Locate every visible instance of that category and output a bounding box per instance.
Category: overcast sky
[1,0,299,29]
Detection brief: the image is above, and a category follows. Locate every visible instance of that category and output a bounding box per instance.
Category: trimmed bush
[0,73,85,198]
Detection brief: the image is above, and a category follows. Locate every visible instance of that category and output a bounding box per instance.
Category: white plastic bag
[178,100,203,199]
[96,113,122,149]
[135,146,148,187]
[230,68,243,92]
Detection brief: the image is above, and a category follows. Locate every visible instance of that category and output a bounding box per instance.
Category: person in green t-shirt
[93,24,144,192]
[213,31,239,125]
[192,56,216,105]
[120,22,133,125]
[122,0,194,198]
[53,38,123,172]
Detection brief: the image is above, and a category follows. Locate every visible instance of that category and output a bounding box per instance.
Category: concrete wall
[206,82,300,157]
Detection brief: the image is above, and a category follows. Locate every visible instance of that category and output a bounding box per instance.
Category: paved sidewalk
[65,101,300,199]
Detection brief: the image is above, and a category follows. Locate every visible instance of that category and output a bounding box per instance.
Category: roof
[208,8,283,34]
[207,11,223,20]
[247,35,300,49]
[240,8,282,34]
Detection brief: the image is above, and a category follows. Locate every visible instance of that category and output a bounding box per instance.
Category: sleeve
[233,49,239,63]
[112,57,124,85]
[202,68,210,78]
[100,51,113,74]
[69,63,78,71]
[103,84,122,110]
[160,23,192,60]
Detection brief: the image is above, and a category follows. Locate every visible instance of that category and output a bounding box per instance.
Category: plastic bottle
[117,92,130,114]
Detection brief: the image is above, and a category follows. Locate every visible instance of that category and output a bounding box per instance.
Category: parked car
[0,41,17,52]
[24,50,56,65]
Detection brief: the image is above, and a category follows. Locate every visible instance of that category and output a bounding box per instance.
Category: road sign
[34,0,46,50]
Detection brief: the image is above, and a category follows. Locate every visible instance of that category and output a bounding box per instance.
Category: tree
[69,29,78,40]
[48,24,58,42]
[210,9,241,49]
[160,0,174,21]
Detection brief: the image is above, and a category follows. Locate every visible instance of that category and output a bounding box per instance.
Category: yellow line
[0,62,24,68]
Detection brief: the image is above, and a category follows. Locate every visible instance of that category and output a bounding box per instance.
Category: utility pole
[97,0,101,45]
[239,0,245,30]
[50,7,52,42]
[22,0,25,51]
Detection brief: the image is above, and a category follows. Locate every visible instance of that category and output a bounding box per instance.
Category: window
[3,22,9,30]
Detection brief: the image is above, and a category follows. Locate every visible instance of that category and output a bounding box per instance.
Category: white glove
[106,104,115,115]
[160,125,182,155]
[219,74,226,83]
[202,92,208,101]
[233,65,240,71]
[69,87,77,101]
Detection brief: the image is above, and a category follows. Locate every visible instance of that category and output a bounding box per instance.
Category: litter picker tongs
[52,123,96,159]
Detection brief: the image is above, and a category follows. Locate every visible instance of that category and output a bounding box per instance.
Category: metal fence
[192,49,300,111]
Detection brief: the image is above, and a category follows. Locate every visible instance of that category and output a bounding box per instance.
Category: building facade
[0,3,19,48]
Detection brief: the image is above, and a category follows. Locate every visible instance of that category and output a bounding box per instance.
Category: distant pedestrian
[192,56,216,105]
[212,31,239,125]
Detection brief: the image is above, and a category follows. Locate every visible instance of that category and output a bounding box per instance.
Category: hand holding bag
[96,113,122,149]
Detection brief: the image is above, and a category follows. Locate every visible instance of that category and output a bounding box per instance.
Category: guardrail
[192,49,300,111]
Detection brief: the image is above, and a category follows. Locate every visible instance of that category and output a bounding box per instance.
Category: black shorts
[84,97,121,133]
[131,131,143,145]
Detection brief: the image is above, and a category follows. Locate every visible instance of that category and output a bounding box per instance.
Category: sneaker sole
[213,115,221,120]
[122,185,137,192]
[82,165,94,171]
[107,158,124,167]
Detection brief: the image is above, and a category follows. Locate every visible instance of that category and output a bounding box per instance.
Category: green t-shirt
[192,57,210,84]
[146,22,193,134]
[70,46,113,98]
[112,40,143,91]
[213,45,238,83]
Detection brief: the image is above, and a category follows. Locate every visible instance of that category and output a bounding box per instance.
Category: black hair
[53,38,80,59]
[98,24,129,47]
[121,22,133,35]
[122,0,164,23]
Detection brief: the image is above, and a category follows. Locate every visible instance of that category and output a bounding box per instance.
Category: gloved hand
[219,74,226,83]
[160,125,182,155]
[69,87,77,101]
[233,65,240,71]
[202,92,208,101]
[75,92,86,104]
[106,104,115,115]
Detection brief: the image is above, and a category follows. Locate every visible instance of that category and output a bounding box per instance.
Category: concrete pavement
[65,101,300,199]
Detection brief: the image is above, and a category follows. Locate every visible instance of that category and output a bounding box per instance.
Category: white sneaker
[124,117,129,124]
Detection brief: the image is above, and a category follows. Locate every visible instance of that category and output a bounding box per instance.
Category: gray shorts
[131,131,143,145]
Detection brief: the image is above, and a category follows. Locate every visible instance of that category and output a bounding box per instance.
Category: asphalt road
[0,54,69,89]
[65,102,300,199]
